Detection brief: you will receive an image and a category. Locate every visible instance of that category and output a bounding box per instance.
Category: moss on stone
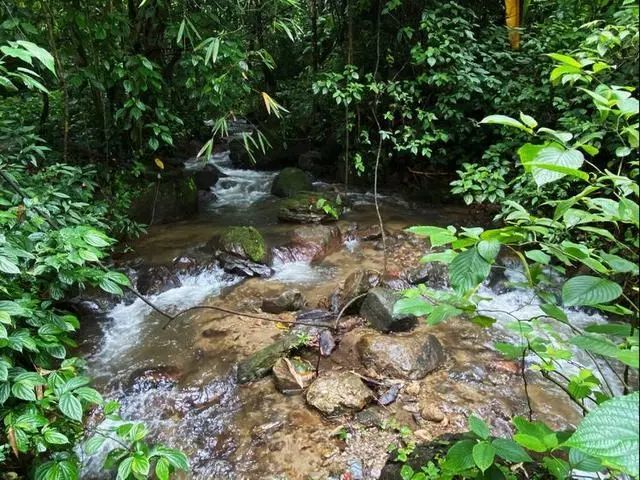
[220,226,267,263]
[271,167,313,197]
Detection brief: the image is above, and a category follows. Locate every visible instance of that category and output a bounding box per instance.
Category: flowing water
[79,151,619,479]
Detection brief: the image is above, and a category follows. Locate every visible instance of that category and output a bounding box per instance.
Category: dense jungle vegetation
[0,0,638,478]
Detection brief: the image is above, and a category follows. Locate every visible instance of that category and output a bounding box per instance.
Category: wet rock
[277,192,340,224]
[261,289,306,314]
[406,262,449,288]
[218,226,268,263]
[298,150,322,173]
[319,330,336,356]
[272,357,315,394]
[129,172,198,225]
[251,421,284,440]
[194,164,223,190]
[337,269,381,313]
[290,224,342,262]
[357,331,444,380]
[306,371,373,415]
[271,167,313,197]
[359,288,417,332]
[237,324,316,383]
[355,407,384,427]
[136,265,181,295]
[380,274,411,291]
[420,403,445,422]
[126,366,183,393]
[355,224,388,241]
[172,255,199,273]
[378,384,401,406]
[296,309,335,326]
[217,252,274,278]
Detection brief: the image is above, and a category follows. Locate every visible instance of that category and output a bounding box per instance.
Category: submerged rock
[271,167,313,197]
[359,288,416,332]
[290,224,342,262]
[126,366,183,393]
[262,289,306,314]
[306,371,373,415]
[272,357,315,394]
[218,226,268,263]
[357,331,444,380]
[136,265,181,295]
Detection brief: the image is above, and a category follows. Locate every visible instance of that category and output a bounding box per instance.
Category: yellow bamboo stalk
[505,0,521,49]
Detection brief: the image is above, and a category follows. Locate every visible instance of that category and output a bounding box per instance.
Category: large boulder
[271,167,313,197]
[136,265,181,295]
[289,225,342,262]
[218,226,268,263]
[262,289,306,314]
[305,371,373,415]
[406,262,449,288]
[194,164,223,190]
[337,270,381,313]
[357,331,444,380]
[278,192,340,224]
[129,172,198,225]
[359,288,416,332]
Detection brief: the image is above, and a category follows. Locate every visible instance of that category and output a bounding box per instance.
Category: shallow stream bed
[78,151,609,479]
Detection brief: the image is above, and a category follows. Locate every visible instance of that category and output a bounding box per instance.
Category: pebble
[420,404,445,422]
[404,382,420,396]
[413,429,431,442]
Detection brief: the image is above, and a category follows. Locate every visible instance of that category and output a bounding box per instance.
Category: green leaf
[514,433,547,453]
[477,240,500,263]
[99,277,123,296]
[75,387,103,405]
[153,446,189,471]
[469,415,490,439]
[569,448,602,472]
[472,442,495,473]
[427,304,462,325]
[155,458,170,480]
[547,53,583,68]
[442,440,476,472]
[393,297,433,317]
[543,456,570,479]
[0,256,20,274]
[522,144,585,187]
[44,429,69,445]
[492,438,533,463]
[565,392,639,477]
[58,393,83,421]
[84,435,107,455]
[420,250,457,264]
[616,349,639,369]
[12,381,36,401]
[131,454,150,476]
[407,226,457,247]
[540,304,567,323]
[525,250,550,265]
[562,276,622,307]
[449,247,491,293]
[480,115,532,133]
[117,457,133,480]
[584,323,632,337]
[570,333,619,358]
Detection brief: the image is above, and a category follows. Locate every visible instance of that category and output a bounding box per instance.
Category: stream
[78,150,615,479]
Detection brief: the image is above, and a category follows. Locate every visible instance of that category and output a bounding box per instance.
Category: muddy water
[79,151,608,479]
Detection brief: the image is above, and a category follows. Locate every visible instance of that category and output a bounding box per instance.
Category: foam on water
[269,259,335,285]
[187,151,277,208]
[89,266,240,377]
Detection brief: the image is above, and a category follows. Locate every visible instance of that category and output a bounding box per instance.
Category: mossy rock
[278,191,342,223]
[271,167,313,197]
[219,226,267,263]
